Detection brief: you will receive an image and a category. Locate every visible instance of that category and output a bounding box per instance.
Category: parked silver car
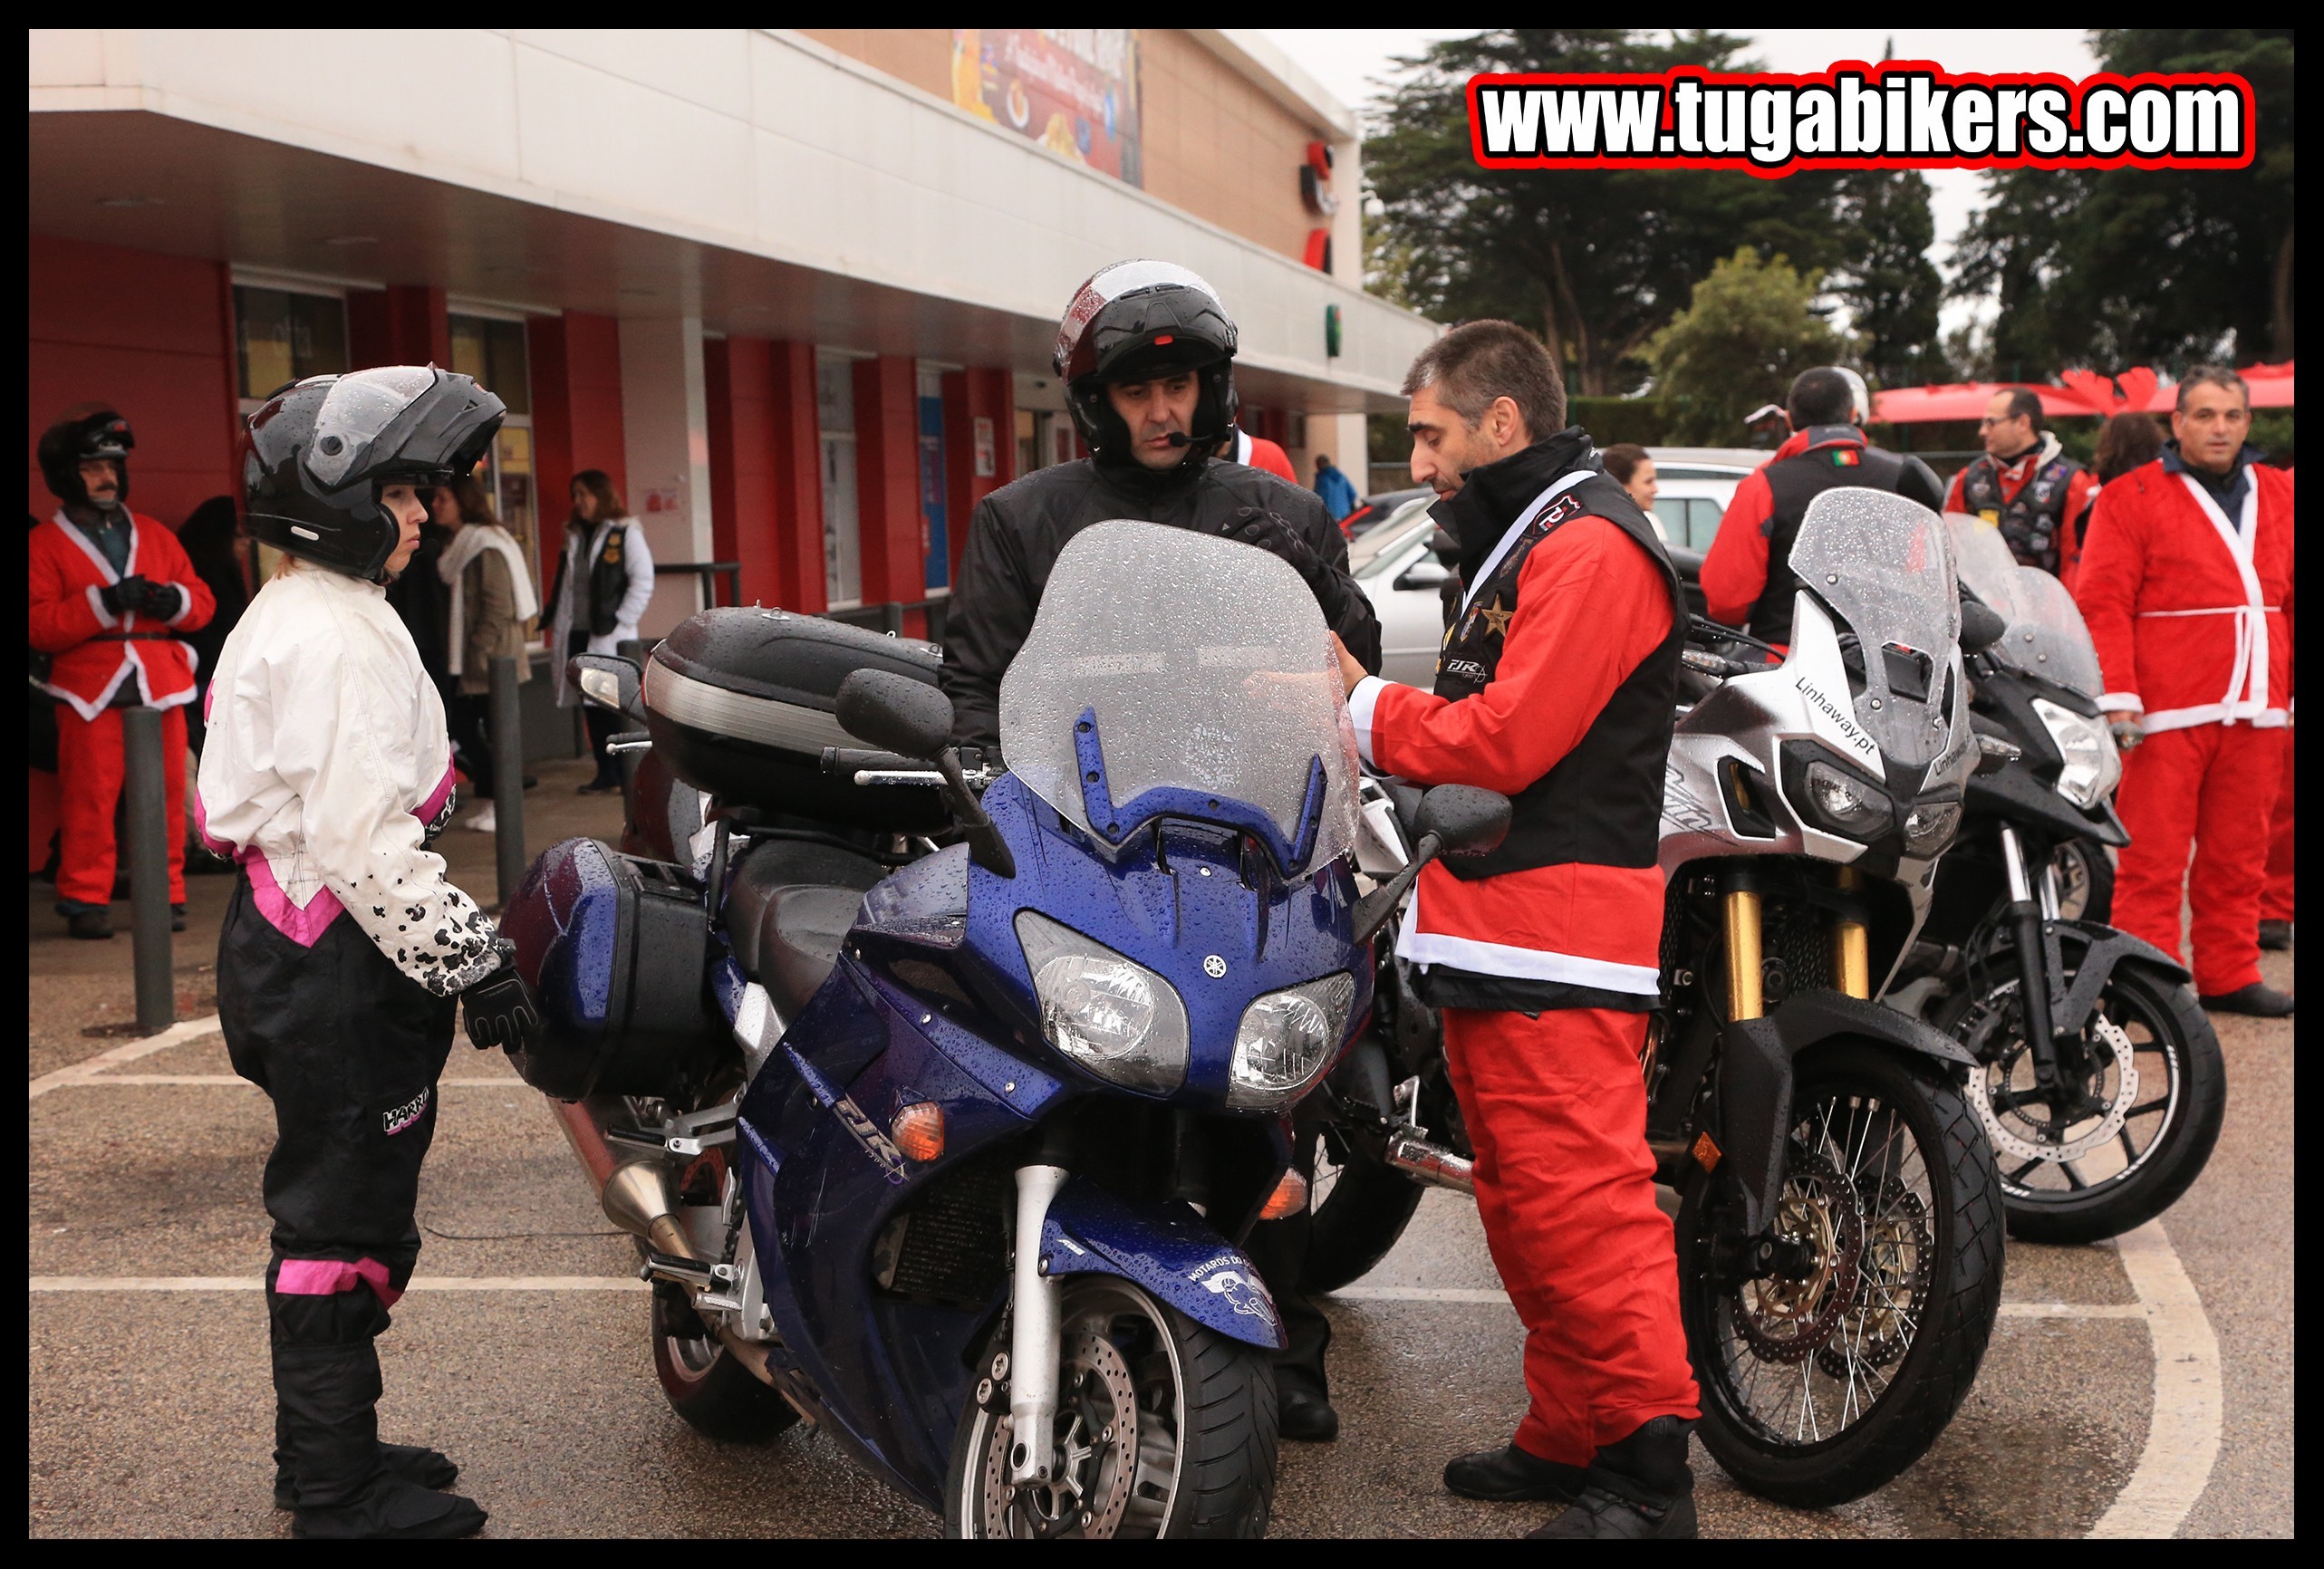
[1351,447,1768,685]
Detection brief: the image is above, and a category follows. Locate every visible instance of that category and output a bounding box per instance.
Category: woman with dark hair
[177,496,251,756]
[545,469,654,792]
[2075,411,2167,546]
[1600,444,1665,542]
[435,477,538,830]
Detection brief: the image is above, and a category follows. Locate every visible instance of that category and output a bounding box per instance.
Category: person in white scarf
[434,478,539,829]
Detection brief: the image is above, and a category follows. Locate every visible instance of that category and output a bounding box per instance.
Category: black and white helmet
[243,365,503,579]
[1054,261,1239,466]
[37,410,135,508]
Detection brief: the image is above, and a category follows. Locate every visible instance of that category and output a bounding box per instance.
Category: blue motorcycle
[497,520,1508,1537]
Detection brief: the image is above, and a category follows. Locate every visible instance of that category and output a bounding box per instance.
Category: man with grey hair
[2075,366,2294,1017]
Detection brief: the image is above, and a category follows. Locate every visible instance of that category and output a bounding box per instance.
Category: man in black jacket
[940,261,1382,1446]
[942,261,1380,752]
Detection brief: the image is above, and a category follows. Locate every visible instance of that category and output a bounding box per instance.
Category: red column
[705,335,791,610]
[768,341,826,613]
[941,366,1013,591]
[526,312,626,603]
[853,354,923,634]
[346,284,450,370]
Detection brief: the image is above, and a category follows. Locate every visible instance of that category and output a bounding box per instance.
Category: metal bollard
[489,655,526,910]
[121,706,175,1034]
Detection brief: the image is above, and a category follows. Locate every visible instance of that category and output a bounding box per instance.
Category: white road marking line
[1999,1302,2147,1319]
[30,1275,645,1293]
[28,1013,225,1100]
[1331,1285,2143,1318]
[41,1075,530,1088]
[2088,1218,2223,1539]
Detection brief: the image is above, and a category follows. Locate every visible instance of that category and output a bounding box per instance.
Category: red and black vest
[1432,439,1684,890]
[1750,426,1923,644]
[1958,448,2084,574]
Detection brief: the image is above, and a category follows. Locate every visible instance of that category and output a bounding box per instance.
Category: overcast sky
[1257,28,2105,342]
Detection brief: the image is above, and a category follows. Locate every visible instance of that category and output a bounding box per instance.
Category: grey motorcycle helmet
[1055,260,1239,467]
[243,365,505,580]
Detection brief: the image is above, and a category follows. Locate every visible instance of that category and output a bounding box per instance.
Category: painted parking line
[28,1013,223,1101]
[2089,1218,2223,1540]
[31,1275,646,1293]
[41,1074,532,1088]
[1331,1285,2145,1319]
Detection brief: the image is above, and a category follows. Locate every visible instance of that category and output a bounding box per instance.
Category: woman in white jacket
[198,365,536,1540]
[545,468,653,792]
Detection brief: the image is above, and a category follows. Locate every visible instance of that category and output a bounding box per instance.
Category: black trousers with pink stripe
[219,873,455,1505]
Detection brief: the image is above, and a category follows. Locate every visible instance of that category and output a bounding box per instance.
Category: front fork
[1007,1164,1069,1488]
[1999,826,2067,1096]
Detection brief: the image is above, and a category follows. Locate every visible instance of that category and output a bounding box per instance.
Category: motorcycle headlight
[1015,911,1189,1093]
[2031,697,2118,809]
[1901,796,1962,856]
[1227,973,1356,1111]
[1800,758,1895,841]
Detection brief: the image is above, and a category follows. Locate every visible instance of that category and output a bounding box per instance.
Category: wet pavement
[27,784,2295,1536]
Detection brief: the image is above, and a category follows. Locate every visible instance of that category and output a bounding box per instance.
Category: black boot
[1442,1444,1588,1503]
[59,902,113,940]
[275,1392,459,1508]
[2258,919,2292,951]
[1528,1416,1697,1539]
[1278,1379,1339,1443]
[171,902,188,933]
[276,1341,486,1539]
[2200,982,2295,1017]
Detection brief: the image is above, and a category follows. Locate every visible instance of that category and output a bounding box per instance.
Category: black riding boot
[274,1394,458,1509]
[276,1338,484,1540]
[1528,1415,1698,1539]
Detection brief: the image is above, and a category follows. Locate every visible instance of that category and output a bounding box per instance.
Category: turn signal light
[1258,1169,1308,1221]
[891,1102,945,1163]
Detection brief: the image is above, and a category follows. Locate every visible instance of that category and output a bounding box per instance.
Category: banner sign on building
[950,29,1142,187]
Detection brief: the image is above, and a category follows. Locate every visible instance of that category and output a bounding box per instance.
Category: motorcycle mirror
[1959,600,2009,655]
[569,653,646,723]
[1415,784,1512,857]
[835,669,956,762]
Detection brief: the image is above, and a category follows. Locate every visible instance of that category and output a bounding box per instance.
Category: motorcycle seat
[724,837,891,1018]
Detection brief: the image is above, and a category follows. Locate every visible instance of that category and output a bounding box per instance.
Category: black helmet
[38,411,135,508]
[243,365,504,579]
[1054,261,1239,467]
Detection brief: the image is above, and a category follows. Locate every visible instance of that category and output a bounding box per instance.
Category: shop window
[450,313,531,416]
[1016,409,1038,478]
[235,285,348,400]
[817,356,862,606]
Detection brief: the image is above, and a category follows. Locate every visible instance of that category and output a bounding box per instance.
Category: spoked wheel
[1948,957,2224,1244]
[1677,1041,2004,1506]
[944,1278,1278,1538]
[650,1285,800,1441]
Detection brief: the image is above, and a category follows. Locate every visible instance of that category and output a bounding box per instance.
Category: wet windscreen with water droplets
[1791,488,1961,768]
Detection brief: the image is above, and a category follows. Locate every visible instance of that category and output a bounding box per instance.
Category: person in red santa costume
[2074,367,2293,1016]
[1334,321,1700,1539]
[29,410,215,940]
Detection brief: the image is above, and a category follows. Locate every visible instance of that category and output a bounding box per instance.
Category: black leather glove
[461,939,541,1052]
[1220,506,1324,586]
[101,574,159,617]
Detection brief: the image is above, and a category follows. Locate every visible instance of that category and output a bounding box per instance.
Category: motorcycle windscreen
[1944,511,2029,621]
[999,517,1360,876]
[2005,566,2106,698]
[1789,488,1962,770]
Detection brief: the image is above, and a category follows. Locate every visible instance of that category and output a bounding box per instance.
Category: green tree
[1832,171,1950,385]
[1647,248,1855,443]
[1365,30,1866,395]
[1952,30,2294,377]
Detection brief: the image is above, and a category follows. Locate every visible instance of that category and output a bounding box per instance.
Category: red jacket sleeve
[2055,468,2099,589]
[2071,481,2146,711]
[1943,468,1970,515]
[1700,470,1773,627]
[1368,517,1673,796]
[28,532,110,654]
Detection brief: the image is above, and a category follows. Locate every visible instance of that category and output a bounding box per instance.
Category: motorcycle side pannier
[641,608,950,833]
[498,836,733,1100]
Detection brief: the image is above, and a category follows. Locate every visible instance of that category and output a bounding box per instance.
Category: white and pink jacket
[196,563,498,995]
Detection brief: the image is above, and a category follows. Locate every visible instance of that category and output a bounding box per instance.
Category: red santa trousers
[2112,722,2286,995]
[55,705,188,907]
[2263,745,2294,924]
[1440,1005,1700,1465]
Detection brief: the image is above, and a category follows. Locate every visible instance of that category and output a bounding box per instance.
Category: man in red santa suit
[29,411,216,939]
[2260,748,2292,950]
[2074,368,2293,1016]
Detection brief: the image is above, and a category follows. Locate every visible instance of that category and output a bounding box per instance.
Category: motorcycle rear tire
[1677,1041,2004,1507]
[1299,1137,1426,1296]
[650,1287,801,1442]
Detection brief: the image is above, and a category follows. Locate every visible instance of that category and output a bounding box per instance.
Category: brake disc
[1734,1150,1865,1365]
[1820,1177,1933,1377]
[978,1329,1141,1538]
[1965,985,2140,1166]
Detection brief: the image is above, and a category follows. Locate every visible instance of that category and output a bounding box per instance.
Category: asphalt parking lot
[26,768,2295,1537]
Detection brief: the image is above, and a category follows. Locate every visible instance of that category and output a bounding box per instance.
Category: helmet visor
[308,366,442,488]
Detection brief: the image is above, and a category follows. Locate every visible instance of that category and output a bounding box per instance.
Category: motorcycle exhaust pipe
[550,1100,696,1262]
[1385,1130,1476,1197]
